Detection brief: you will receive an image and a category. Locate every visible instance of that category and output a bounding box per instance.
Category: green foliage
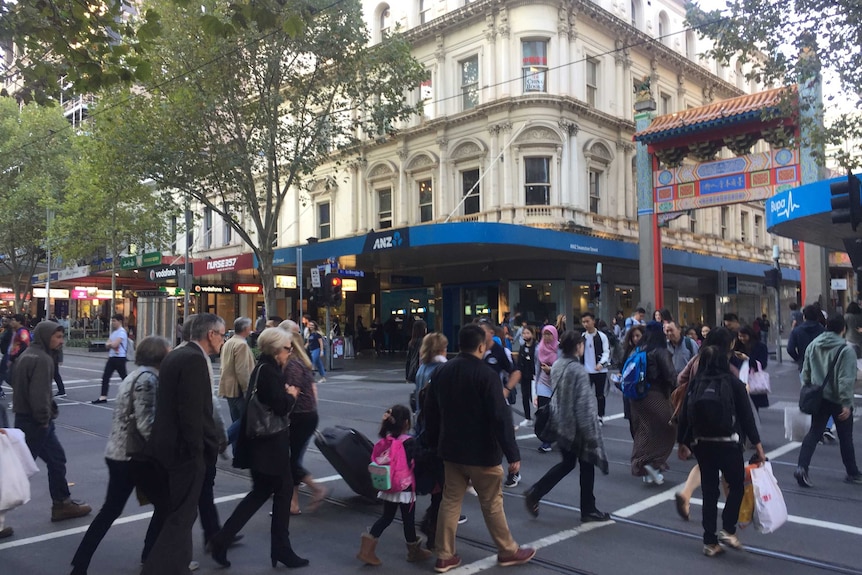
[0,98,72,309]
[687,0,862,169]
[53,89,175,268]
[0,1,161,103]
[121,0,426,315]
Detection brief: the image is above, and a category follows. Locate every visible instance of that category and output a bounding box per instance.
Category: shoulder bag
[245,365,291,439]
[125,372,150,458]
[799,349,843,415]
[747,361,771,395]
[533,386,558,444]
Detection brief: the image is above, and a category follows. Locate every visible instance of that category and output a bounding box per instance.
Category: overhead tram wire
[0,5,781,174]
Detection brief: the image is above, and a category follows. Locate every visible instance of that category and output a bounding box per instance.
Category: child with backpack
[358,405,433,566]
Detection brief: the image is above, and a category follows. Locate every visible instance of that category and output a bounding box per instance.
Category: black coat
[146,342,220,469]
[234,354,296,477]
[423,353,520,467]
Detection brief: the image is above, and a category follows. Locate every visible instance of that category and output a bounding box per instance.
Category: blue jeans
[311,348,326,378]
[15,414,71,502]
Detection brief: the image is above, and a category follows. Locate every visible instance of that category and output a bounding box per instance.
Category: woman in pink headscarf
[534,325,560,452]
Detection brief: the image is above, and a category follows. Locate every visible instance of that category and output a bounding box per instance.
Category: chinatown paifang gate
[632,81,830,323]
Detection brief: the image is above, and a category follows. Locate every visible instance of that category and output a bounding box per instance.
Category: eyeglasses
[283,346,293,354]
[210,329,226,338]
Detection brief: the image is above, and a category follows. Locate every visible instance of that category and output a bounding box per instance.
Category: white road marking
[690,498,862,536]
[449,440,808,573]
[0,475,346,551]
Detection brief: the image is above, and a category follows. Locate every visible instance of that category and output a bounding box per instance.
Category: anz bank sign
[363,228,410,253]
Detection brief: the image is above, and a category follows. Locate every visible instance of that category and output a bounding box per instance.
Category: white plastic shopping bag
[751,462,787,533]
[0,432,32,512]
[784,407,810,442]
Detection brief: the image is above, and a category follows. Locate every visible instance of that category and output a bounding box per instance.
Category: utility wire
[0,2,747,169]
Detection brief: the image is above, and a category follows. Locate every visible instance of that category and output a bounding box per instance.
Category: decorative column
[397,148,409,227]
[635,87,660,311]
[497,122,513,210]
[558,120,579,209]
[437,137,449,217]
[355,158,368,234]
[616,140,627,219]
[614,40,625,116]
[557,7,571,96]
[499,8,511,98]
[434,35,446,117]
[485,14,497,101]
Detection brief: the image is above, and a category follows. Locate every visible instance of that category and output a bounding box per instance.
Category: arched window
[630,0,642,29]
[658,11,670,45]
[379,4,392,40]
[686,30,696,60]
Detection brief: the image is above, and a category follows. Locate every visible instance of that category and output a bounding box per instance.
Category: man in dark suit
[140,313,225,575]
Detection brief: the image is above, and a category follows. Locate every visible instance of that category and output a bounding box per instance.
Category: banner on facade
[654,149,800,214]
[193,253,254,276]
[147,265,182,283]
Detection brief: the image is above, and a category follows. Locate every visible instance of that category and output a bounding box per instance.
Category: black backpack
[688,371,736,438]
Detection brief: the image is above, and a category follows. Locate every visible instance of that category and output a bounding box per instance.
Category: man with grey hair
[142,313,224,575]
[219,317,255,423]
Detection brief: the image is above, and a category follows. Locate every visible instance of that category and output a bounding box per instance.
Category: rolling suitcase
[315,426,377,500]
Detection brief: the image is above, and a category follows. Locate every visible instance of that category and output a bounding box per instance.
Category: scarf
[550,357,609,474]
[538,325,559,366]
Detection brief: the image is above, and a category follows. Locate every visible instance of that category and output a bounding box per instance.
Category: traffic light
[831,171,862,230]
[324,273,342,306]
[764,268,782,289]
[591,282,601,301]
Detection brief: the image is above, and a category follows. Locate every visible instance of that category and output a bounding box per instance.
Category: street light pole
[773,245,783,363]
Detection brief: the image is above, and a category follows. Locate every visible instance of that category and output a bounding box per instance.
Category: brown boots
[51,499,92,522]
[358,532,433,565]
[406,539,433,562]
[357,532,382,566]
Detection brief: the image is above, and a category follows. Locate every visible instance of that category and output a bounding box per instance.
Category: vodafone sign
[193,253,254,276]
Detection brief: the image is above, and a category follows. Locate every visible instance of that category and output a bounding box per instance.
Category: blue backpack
[621,349,649,400]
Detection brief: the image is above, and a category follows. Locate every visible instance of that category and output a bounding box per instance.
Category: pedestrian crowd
[0,300,859,573]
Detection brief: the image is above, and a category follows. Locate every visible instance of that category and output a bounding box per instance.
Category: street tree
[687,0,862,169]
[53,91,175,317]
[125,0,427,317]
[0,0,162,103]
[0,97,73,312]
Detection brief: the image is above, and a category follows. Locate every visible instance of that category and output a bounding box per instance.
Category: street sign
[310,268,321,288]
[832,278,848,290]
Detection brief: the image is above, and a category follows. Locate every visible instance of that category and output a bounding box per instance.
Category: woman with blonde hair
[412,332,448,413]
[210,328,308,568]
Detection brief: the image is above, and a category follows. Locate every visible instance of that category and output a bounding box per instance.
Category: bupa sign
[363,228,410,253]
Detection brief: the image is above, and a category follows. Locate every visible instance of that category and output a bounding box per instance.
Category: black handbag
[245,366,291,439]
[799,349,844,415]
[533,387,558,444]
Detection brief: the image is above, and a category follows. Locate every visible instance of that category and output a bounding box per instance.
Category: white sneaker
[466,485,478,496]
[644,465,665,485]
[518,419,532,428]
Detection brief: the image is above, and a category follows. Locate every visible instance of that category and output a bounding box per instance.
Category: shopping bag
[751,462,787,533]
[738,359,750,384]
[784,407,810,441]
[747,362,771,394]
[0,432,32,512]
[737,463,759,528]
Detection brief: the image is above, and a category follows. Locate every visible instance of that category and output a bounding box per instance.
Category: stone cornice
[401,0,744,101]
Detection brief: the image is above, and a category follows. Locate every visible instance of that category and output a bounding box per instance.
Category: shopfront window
[507,281,564,326]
